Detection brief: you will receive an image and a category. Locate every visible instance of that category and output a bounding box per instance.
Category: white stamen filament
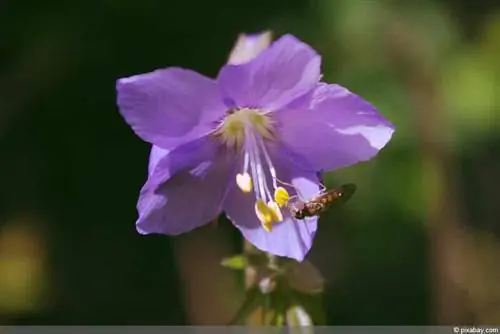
[246,127,274,203]
[238,125,289,228]
[245,127,263,201]
[217,107,293,230]
[242,148,250,176]
[257,134,278,190]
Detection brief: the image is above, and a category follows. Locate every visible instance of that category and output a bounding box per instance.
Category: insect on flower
[287,183,357,220]
[116,32,395,261]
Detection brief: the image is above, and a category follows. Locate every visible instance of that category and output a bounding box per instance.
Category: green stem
[262,294,269,325]
[243,240,263,325]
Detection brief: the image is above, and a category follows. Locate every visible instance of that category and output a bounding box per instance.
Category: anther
[236,173,253,193]
[267,201,283,223]
[274,187,290,207]
[255,199,273,232]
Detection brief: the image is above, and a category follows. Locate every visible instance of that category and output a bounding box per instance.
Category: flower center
[215,108,274,149]
[214,108,292,232]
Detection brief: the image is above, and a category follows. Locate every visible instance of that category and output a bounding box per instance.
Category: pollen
[267,201,283,223]
[236,173,253,193]
[214,108,274,149]
[255,199,273,232]
[274,187,290,207]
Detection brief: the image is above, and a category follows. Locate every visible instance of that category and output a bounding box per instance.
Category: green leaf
[221,255,248,270]
[246,251,271,268]
[221,251,270,271]
[227,285,264,325]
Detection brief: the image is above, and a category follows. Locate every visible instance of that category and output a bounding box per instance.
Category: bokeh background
[1,0,499,326]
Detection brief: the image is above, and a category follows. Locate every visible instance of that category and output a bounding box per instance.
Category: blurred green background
[1,0,499,325]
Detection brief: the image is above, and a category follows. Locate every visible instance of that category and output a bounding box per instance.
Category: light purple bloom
[116,34,394,261]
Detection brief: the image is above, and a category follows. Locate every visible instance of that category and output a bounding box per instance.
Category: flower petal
[137,141,235,235]
[217,34,321,111]
[223,145,319,261]
[148,145,169,177]
[147,136,221,190]
[277,83,395,172]
[117,68,226,149]
[227,31,272,65]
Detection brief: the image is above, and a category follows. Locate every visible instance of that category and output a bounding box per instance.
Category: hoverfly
[288,183,357,220]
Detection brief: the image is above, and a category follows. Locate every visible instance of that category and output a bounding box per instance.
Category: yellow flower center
[214,108,274,149]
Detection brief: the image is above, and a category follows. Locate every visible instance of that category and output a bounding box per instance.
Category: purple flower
[116,34,394,261]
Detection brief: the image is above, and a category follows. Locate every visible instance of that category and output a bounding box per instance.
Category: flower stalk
[116,29,394,325]
[230,32,318,327]
[230,32,282,326]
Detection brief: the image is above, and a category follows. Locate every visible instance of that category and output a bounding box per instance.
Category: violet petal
[137,140,235,235]
[277,83,395,172]
[147,136,222,190]
[217,34,321,110]
[117,67,226,149]
[148,145,169,177]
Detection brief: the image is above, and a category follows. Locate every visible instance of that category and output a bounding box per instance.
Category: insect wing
[339,183,357,202]
[329,183,357,207]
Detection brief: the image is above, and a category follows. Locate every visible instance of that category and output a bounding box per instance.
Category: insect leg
[286,195,300,208]
[285,195,303,221]
[317,170,328,193]
[275,178,308,202]
[317,170,324,181]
